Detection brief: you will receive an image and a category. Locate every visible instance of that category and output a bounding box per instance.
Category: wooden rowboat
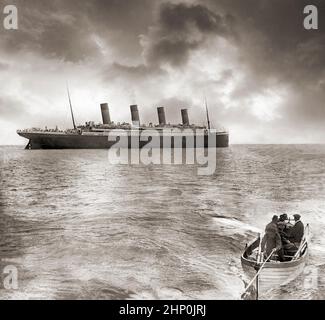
[241,224,309,299]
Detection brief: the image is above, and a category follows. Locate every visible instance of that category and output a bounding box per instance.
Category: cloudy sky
[0,0,324,144]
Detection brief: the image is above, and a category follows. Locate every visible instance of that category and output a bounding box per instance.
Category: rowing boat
[241,224,309,299]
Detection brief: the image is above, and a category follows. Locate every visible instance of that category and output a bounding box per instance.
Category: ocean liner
[17,92,229,149]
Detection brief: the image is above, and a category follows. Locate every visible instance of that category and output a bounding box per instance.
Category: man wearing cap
[288,214,304,246]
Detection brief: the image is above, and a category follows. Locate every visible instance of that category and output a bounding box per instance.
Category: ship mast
[66,85,77,130]
[205,97,211,130]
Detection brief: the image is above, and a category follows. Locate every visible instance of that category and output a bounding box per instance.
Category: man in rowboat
[278,214,292,233]
[288,214,304,247]
[278,222,297,258]
[278,213,294,245]
[261,215,283,261]
[277,214,304,258]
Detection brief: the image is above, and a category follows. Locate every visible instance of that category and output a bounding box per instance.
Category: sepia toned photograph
[0,0,324,304]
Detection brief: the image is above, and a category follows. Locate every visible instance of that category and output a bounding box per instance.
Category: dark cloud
[0,0,155,62]
[105,63,166,81]
[143,2,236,67]
[212,0,325,84]
[202,0,325,131]
[1,0,325,143]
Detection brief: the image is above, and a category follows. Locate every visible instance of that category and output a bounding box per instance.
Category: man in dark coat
[278,213,293,238]
[288,214,304,246]
[261,215,282,259]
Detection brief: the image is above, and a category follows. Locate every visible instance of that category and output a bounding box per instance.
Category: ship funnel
[181,109,189,126]
[157,107,166,126]
[100,103,111,124]
[130,105,140,126]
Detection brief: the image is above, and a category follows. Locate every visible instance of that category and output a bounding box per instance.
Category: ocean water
[0,145,325,300]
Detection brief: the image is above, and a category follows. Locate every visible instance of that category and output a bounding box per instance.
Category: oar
[241,248,276,300]
[256,234,263,264]
[293,238,307,260]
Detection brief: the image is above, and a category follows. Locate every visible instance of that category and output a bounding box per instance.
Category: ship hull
[18,131,229,150]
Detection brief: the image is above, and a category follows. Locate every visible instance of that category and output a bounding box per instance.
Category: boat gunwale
[241,236,308,269]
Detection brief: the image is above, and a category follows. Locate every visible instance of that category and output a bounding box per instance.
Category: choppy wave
[0,145,325,300]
